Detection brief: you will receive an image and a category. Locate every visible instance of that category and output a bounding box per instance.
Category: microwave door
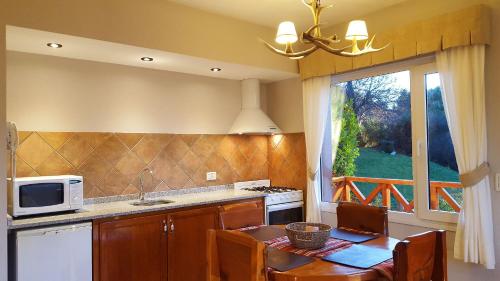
[19,183,64,207]
[14,181,71,216]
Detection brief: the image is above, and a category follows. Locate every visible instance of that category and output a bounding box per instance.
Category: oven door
[266,201,304,225]
[13,179,71,216]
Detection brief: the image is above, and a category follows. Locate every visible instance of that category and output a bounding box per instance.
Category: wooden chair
[219,200,265,230]
[393,230,447,281]
[336,201,389,235]
[207,229,267,281]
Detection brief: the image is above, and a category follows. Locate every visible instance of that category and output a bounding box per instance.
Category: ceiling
[6,26,298,82]
[168,0,408,30]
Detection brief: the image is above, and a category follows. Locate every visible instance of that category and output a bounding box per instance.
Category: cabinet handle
[170,220,175,233]
[163,220,167,233]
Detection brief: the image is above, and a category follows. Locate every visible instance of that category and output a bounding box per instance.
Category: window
[425,72,461,214]
[323,58,462,224]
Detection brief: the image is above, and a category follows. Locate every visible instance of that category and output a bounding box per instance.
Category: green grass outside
[351,148,461,211]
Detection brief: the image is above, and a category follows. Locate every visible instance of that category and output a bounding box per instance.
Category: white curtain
[436,45,495,269]
[331,87,346,165]
[303,76,345,223]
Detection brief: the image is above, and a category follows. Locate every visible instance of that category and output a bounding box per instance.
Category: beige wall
[3,0,296,74]
[266,77,304,133]
[7,51,248,134]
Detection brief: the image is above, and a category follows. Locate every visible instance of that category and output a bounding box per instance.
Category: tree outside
[333,99,360,177]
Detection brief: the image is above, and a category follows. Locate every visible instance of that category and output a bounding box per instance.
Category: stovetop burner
[242,186,297,193]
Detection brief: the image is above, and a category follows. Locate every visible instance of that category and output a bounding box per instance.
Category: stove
[234,180,304,225]
[234,180,303,205]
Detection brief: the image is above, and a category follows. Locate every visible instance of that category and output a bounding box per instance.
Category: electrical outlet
[206,172,217,181]
[496,173,500,192]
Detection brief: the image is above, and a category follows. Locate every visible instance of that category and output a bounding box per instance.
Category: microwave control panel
[69,177,84,208]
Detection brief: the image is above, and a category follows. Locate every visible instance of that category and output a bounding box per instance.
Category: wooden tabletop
[268,234,399,281]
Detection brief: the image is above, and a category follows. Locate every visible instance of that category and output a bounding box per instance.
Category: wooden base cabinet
[93,214,168,281]
[93,206,219,281]
[167,207,219,281]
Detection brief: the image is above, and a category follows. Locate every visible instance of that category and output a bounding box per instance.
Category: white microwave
[8,175,84,217]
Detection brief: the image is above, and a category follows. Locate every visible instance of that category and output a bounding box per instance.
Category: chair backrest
[219,200,264,230]
[336,201,389,235]
[393,230,447,281]
[207,230,267,281]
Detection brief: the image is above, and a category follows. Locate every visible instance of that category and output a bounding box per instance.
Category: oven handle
[267,201,303,212]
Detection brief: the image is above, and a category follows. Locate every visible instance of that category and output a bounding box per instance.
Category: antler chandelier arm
[307,38,354,57]
[300,24,339,45]
[260,39,319,59]
[302,0,331,38]
[301,31,353,56]
[340,34,391,56]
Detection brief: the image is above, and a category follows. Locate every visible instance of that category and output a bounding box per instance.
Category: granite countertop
[7,188,266,230]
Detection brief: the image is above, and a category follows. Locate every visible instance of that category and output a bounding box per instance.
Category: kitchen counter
[7,188,265,230]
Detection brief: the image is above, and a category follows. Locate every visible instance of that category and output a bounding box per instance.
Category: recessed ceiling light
[141,57,154,62]
[46,42,62,48]
[210,67,222,72]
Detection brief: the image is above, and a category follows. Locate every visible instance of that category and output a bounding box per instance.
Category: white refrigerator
[15,222,92,281]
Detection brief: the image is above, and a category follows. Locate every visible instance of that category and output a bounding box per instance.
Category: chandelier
[262,0,388,59]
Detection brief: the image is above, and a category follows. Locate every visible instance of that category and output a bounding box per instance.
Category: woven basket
[285,222,332,249]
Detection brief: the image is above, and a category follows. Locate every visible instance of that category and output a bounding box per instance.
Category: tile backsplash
[268,133,307,191]
[8,131,307,198]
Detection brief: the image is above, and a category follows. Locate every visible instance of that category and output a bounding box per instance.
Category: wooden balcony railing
[332,176,462,213]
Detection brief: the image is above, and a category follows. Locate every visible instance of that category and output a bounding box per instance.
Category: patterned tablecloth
[241,225,394,281]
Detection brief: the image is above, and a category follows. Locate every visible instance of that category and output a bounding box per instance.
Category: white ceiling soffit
[6,26,298,82]
[168,0,408,31]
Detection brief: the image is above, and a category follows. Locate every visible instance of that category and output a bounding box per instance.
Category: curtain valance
[299,5,491,80]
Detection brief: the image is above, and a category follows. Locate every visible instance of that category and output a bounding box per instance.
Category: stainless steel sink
[129,199,175,206]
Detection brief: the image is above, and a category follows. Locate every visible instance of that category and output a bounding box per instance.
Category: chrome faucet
[139,168,153,201]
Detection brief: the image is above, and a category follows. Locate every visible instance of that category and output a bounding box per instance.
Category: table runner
[240,226,394,281]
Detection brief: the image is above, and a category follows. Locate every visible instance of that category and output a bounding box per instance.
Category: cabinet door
[96,214,167,281]
[167,207,219,281]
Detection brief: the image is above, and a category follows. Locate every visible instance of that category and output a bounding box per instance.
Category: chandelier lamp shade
[262,0,389,59]
[276,21,299,44]
[345,20,369,40]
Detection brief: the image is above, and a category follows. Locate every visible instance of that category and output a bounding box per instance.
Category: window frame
[412,63,458,223]
[322,55,459,228]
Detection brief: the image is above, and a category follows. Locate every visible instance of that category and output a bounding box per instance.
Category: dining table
[241,225,399,281]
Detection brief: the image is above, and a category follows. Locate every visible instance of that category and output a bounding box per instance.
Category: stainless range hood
[229,79,281,135]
